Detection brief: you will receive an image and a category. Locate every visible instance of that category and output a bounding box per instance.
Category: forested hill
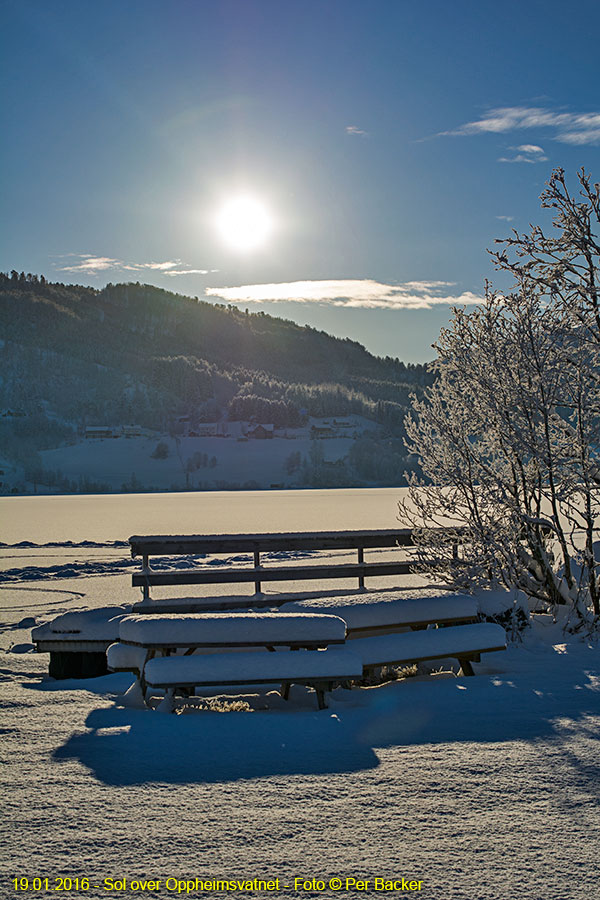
[0,272,433,461]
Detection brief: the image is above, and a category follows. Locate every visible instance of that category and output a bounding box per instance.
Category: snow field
[1,492,599,900]
[1,615,599,900]
[37,423,365,493]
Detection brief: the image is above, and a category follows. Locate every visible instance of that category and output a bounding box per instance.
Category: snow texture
[32,606,129,642]
[106,642,147,672]
[143,646,364,686]
[351,622,506,667]
[286,592,477,630]
[2,493,599,900]
[119,612,347,646]
[476,587,529,617]
[35,419,369,492]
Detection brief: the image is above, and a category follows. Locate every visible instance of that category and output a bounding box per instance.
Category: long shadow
[53,703,380,784]
[48,642,600,787]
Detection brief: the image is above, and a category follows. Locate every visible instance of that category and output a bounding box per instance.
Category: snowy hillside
[0,275,431,493]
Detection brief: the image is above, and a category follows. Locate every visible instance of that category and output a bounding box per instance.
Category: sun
[215,195,273,252]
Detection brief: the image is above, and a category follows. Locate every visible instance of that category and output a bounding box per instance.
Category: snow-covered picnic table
[108,611,360,711]
[33,530,509,703]
[107,606,507,712]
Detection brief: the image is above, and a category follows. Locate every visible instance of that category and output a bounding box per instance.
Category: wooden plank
[129,528,421,557]
[34,639,115,652]
[362,645,506,669]
[120,638,345,649]
[346,616,477,638]
[145,675,350,689]
[131,560,428,587]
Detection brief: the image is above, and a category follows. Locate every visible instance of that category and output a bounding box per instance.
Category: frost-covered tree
[400,169,600,627]
[492,168,600,342]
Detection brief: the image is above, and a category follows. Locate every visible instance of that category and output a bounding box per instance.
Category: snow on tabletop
[144,646,363,685]
[286,593,477,630]
[352,623,507,667]
[31,606,129,642]
[106,642,147,672]
[119,611,347,645]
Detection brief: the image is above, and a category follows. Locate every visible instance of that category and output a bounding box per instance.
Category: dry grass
[355,663,419,687]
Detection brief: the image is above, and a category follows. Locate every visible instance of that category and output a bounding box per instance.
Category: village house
[84,426,115,439]
[310,424,335,437]
[246,424,274,439]
[122,424,145,438]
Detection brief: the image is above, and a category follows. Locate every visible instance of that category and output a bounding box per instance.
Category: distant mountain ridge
[0,272,433,478]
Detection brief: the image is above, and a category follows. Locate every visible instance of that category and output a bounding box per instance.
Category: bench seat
[143,646,363,711]
[144,646,363,689]
[106,641,148,675]
[351,622,506,671]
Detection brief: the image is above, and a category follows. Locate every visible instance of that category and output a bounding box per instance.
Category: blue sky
[2,0,599,361]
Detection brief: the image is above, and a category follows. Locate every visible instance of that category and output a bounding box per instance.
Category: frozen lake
[0,487,407,544]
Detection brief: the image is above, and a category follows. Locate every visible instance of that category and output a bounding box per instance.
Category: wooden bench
[34,527,503,693]
[285,595,507,675]
[349,622,507,677]
[107,611,360,710]
[142,648,363,713]
[128,529,460,605]
[108,604,507,712]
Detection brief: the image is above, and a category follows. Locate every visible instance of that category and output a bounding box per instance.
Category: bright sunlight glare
[216,195,273,252]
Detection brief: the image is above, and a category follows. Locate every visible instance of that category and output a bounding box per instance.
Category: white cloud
[346,125,368,136]
[443,106,600,146]
[516,144,545,154]
[138,261,180,271]
[205,279,482,311]
[498,153,549,164]
[560,127,600,145]
[57,256,210,276]
[498,143,548,164]
[162,269,209,276]
[59,256,121,273]
[496,215,515,222]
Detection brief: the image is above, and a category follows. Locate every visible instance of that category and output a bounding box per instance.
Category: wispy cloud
[161,268,210,276]
[123,261,210,276]
[496,215,515,222]
[517,144,545,154]
[125,261,180,271]
[498,143,549,164]
[205,279,482,311]
[59,255,121,273]
[442,106,600,146]
[346,125,368,137]
[55,255,210,276]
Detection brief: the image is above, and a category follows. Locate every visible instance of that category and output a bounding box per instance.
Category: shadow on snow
[45,641,600,787]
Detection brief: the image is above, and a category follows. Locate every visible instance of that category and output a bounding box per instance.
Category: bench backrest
[129,528,465,601]
[129,529,416,557]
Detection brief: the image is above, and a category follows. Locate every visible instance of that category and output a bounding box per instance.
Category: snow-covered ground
[1,491,599,899]
[33,417,376,493]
